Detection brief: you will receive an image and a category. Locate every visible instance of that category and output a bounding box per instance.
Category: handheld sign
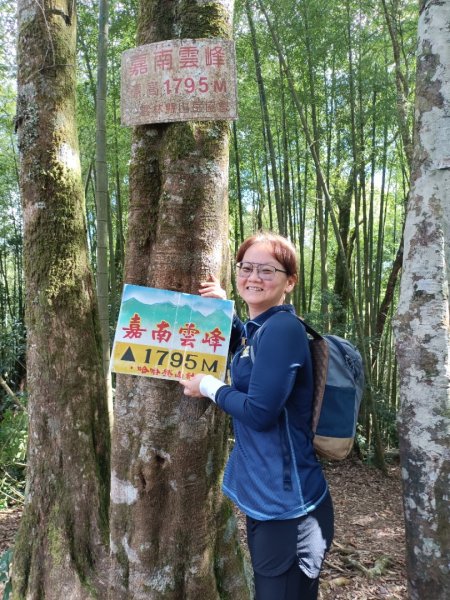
[110,284,234,382]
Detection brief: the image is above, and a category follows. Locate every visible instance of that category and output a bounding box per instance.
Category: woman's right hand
[199,274,227,300]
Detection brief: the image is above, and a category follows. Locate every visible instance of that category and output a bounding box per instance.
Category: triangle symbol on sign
[121,347,135,362]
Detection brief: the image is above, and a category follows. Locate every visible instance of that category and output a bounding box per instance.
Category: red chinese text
[146,81,159,96]
[130,55,148,76]
[205,46,226,67]
[202,327,225,353]
[179,46,199,68]
[152,320,172,343]
[122,313,147,339]
[179,322,200,348]
[155,49,173,70]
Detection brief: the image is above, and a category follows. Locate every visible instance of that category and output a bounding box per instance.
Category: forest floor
[319,458,407,599]
[0,457,407,599]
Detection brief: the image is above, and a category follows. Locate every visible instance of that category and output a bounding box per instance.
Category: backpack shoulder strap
[248,314,329,434]
[296,317,323,341]
[249,311,307,362]
[297,318,329,433]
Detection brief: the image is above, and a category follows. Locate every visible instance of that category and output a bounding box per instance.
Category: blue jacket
[215,304,329,520]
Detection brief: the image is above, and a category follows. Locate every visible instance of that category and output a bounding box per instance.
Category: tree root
[343,555,392,578]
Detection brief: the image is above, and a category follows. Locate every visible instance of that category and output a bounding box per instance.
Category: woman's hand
[181,276,226,399]
[199,274,227,300]
[180,374,206,398]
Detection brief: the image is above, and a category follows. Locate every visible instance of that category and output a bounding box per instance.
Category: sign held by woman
[111,284,234,382]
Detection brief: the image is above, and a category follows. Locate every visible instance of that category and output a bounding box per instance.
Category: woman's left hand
[180,374,206,398]
[199,274,227,300]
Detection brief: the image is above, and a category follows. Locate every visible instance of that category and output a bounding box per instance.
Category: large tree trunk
[109,1,251,598]
[394,2,450,598]
[12,1,110,598]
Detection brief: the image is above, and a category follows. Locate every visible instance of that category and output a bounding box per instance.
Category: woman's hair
[236,232,298,279]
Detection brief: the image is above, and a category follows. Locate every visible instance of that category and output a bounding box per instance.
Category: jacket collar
[245,304,295,337]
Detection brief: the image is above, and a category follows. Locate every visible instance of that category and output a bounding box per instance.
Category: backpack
[300,319,364,460]
[249,315,364,460]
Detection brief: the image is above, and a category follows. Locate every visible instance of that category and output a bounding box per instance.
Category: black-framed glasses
[236,261,287,281]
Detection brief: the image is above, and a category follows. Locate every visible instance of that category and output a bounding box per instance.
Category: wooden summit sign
[121,39,238,125]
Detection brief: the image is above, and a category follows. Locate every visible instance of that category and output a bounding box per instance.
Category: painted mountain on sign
[119,297,233,335]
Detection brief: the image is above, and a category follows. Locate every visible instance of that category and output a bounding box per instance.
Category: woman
[180,232,334,600]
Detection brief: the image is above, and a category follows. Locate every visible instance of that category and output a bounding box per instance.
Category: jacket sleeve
[215,313,309,430]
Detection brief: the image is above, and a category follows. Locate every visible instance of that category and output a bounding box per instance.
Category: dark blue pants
[246,492,334,600]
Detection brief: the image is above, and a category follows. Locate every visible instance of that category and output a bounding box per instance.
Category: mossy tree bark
[109,1,252,598]
[13,2,110,598]
[394,1,450,598]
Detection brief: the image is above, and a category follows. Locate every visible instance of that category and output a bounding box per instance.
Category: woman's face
[236,242,296,319]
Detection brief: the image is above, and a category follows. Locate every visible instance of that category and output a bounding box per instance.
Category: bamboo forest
[1,0,449,599]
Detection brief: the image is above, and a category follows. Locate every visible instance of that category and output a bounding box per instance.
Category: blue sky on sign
[122,284,233,317]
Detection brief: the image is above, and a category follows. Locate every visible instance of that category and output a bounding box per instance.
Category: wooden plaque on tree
[121,39,238,125]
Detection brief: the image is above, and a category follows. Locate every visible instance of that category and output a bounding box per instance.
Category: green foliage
[0,319,26,395]
[0,0,25,428]
[374,391,399,449]
[0,405,27,509]
[0,548,12,600]
[303,290,356,338]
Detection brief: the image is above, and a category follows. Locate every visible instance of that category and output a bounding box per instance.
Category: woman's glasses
[236,262,287,281]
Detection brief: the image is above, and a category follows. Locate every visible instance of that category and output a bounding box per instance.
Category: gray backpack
[300,319,364,460]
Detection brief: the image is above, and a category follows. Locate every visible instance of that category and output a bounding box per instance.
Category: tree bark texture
[109,2,252,598]
[13,1,110,598]
[394,2,450,598]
